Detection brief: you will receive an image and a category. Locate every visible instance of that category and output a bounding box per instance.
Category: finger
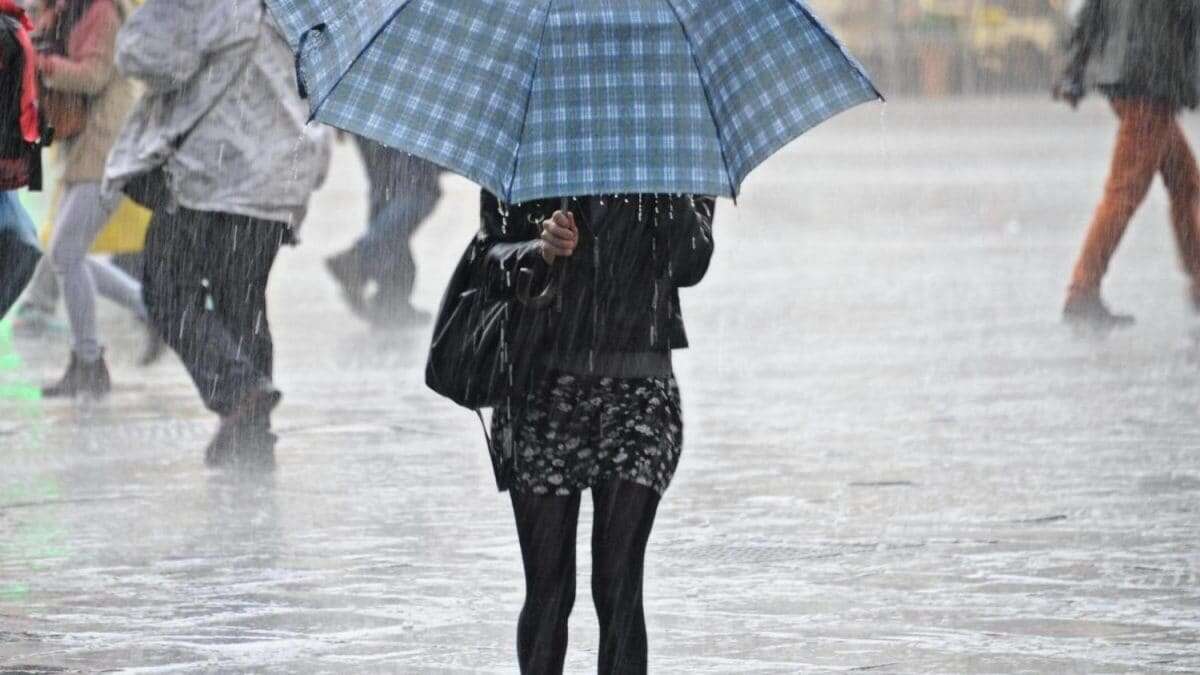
[543,222,577,242]
[552,211,578,233]
[542,234,576,253]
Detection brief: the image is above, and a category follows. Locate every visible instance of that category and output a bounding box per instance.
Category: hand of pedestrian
[1052,79,1083,110]
[540,210,577,265]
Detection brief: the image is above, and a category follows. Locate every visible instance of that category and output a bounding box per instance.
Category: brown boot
[42,352,112,398]
[1063,291,1135,331]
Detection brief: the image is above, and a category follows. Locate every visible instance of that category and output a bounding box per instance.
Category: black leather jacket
[476,190,715,378]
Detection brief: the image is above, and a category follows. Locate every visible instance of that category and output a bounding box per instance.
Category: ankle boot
[43,351,112,398]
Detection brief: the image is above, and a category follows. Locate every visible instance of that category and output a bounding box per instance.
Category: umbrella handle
[515,196,572,308]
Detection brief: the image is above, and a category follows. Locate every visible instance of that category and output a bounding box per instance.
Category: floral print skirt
[490,372,683,496]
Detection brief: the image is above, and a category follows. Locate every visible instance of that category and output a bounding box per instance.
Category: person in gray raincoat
[1056,0,1200,328]
[103,0,330,467]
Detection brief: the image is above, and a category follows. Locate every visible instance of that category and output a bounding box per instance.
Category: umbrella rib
[782,0,885,102]
[661,0,737,199]
[504,0,557,203]
[309,0,420,123]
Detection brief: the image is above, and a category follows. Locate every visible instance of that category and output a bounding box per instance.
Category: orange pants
[1070,98,1200,296]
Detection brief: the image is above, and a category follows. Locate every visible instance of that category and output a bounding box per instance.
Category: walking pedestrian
[104,0,329,467]
[461,192,714,673]
[325,135,440,328]
[0,0,44,320]
[1056,0,1200,328]
[34,0,153,397]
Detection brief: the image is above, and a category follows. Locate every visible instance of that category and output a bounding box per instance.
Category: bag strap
[475,409,492,453]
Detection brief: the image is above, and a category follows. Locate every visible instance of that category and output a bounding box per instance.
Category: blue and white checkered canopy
[267,0,881,204]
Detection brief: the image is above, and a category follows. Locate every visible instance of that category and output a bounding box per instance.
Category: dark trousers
[142,207,286,416]
[352,136,440,305]
[510,480,660,675]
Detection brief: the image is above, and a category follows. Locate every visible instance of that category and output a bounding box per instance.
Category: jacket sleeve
[661,195,715,288]
[41,0,119,95]
[114,0,249,93]
[1062,0,1106,86]
[476,192,551,299]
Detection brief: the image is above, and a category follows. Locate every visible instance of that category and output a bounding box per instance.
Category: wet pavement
[2,98,1199,673]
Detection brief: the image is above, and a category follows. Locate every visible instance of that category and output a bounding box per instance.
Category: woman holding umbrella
[470,192,714,672]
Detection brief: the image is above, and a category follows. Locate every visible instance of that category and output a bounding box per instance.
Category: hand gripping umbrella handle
[515,197,571,309]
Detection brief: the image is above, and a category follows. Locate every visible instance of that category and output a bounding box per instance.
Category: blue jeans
[352,136,441,305]
[0,191,40,319]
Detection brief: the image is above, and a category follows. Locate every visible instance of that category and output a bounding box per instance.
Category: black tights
[510,480,660,675]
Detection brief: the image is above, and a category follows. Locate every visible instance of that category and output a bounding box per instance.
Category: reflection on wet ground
[2,99,1199,672]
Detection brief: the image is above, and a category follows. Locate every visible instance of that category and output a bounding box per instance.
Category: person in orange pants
[1056,0,1200,328]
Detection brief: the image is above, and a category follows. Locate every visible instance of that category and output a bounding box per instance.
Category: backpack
[0,13,43,191]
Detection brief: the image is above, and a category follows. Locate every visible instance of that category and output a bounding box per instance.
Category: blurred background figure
[0,0,44,320]
[325,136,441,329]
[32,0,153,398]
[104,0,329,467]
[11,0,150,343]
[1054,0,1200,328]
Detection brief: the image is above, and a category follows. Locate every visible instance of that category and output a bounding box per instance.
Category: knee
[591,571,632,619]
[527,575,576,619]
[47,239,84,276]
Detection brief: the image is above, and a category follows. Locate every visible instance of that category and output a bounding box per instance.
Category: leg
[142,209,279,416]
[209,217,284,394]
[21,259,59,314]
[510,491,581,675]
[591,480,661,675]
[325,136,391,317]
[1159,119,1200,298]
[86,257,146,320]
[1069,99,1175,296]
[48,182,118,362]
[361,153,442,304]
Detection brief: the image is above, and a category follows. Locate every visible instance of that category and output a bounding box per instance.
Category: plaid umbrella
[268,0,881,203]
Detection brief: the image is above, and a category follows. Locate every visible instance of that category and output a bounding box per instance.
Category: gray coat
[1064,0,1200,109]
[102,0,330,228]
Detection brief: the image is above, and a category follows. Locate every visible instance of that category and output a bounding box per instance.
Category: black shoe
[42,352,112,398]
[1063,293,1135,331]
[205,423,278,470]
[326,249,368,317]
[204,380,282,468]
[366,298,432,329]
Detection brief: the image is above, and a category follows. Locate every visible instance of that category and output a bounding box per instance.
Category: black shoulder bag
[425,238,563,411]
